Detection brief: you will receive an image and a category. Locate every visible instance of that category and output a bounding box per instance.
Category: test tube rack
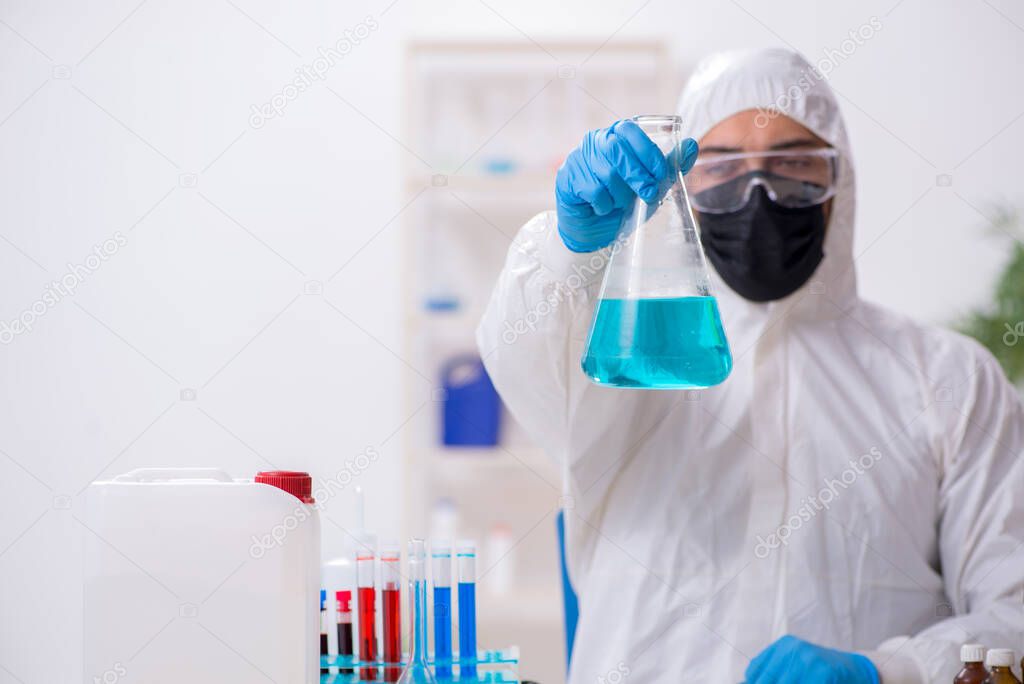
[319,647,520,683]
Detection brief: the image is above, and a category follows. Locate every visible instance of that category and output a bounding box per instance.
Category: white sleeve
[863,348,1024,684]
[475,211,678,499]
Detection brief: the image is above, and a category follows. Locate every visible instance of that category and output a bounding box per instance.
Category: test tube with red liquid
[320,590,329,674]
[381,541,403,682]
[337,590,354,675]
[357,541,378,680]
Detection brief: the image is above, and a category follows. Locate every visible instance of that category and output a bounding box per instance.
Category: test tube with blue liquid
[457,540,477,681]
[432,542,453,680]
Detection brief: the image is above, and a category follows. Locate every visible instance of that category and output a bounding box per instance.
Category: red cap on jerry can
[255,471,315,504]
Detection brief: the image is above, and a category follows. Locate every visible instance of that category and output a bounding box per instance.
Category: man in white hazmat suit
[476,48,1024,683]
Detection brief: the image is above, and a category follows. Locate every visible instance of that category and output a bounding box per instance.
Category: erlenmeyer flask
[396,539,437,684]
[581,115,732,390]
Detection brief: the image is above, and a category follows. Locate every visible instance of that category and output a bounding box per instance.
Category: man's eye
[705,161,738,177]
[774,157,811,169]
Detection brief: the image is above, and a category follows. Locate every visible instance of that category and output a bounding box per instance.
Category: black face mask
[697,184,827,302]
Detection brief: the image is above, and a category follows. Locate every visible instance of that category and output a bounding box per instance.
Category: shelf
[408,305,484,326]
[400,40,672,684]
[417,446,555,476]
[406,172,555,194]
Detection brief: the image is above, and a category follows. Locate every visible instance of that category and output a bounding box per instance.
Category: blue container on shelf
[441,355,501,447]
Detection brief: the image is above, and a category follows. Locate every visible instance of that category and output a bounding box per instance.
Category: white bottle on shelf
[83,468,321,684]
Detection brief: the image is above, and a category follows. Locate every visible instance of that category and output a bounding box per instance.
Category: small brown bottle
[985,648,1021,684]
[955,644,988,684]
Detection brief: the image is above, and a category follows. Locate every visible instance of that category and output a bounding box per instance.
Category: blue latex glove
[745,636,879,684]
[555,120,699,253]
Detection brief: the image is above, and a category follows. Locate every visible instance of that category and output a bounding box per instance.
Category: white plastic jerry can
[83,468,321,684]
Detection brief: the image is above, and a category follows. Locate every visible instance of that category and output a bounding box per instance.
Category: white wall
[1,1,1022,682]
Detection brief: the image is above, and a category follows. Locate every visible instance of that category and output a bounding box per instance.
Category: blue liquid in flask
[581,296,732,389]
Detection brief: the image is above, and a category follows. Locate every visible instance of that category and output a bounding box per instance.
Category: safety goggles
[685,148,839,214]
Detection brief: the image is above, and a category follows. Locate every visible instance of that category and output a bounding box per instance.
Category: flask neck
[632,115,681,155]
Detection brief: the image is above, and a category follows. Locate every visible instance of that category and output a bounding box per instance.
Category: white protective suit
[476,48,1024,683]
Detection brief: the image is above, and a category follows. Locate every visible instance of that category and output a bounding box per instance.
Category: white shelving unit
[401,40,673,683]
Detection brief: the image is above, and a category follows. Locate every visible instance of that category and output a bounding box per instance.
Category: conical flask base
[581,295,732,389]
[396,663,437,684]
